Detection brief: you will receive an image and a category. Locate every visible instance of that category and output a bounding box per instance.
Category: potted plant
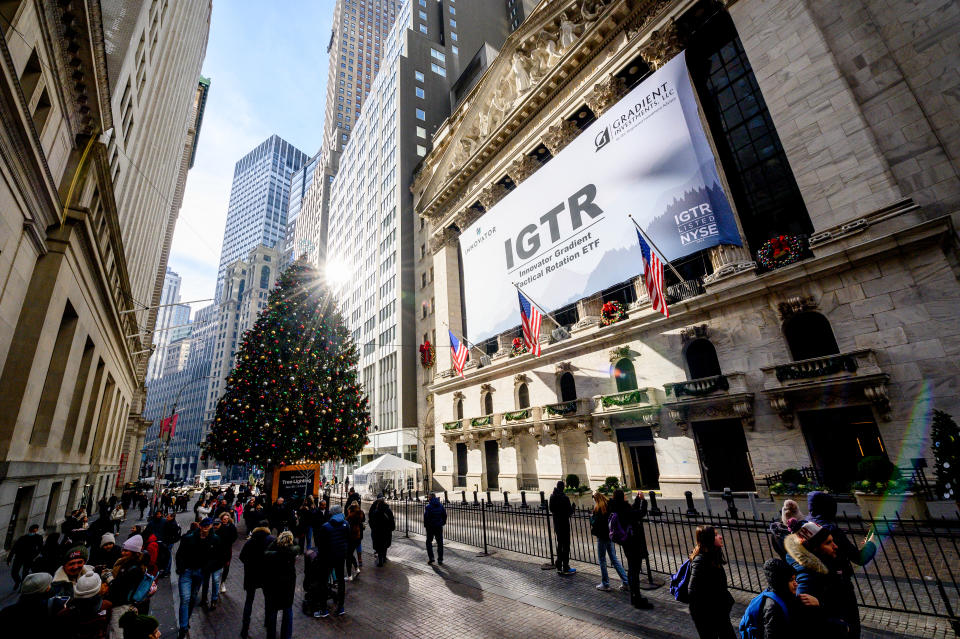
[597,476,621,496]
[563,473,592,508]
[853,456,929,520]
[768,468,822,504]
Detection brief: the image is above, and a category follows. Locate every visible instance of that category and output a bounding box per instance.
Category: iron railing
[358,490,960,628]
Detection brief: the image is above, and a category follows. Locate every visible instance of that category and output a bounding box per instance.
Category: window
[783,312,839,361]
[416,145,426,156]
[452,46,458,55]
[416,126,426,138]
[456,398,463,420]
[451,32,458,41]
[430,48,445,62]
[430,63,445,76]
[559,372,576,402]
[415,70,424,82]
[613,359,638,392]
[449,18,456,27]
[483,392,493,416]
[415,87,425,99]
[517,384,530,409]
[419,23,427,34]
[419,10,426,19]
[685,340,722,379]
[415,108,425,120]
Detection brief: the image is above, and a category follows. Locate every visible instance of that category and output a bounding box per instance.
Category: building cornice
[428,213,957,395]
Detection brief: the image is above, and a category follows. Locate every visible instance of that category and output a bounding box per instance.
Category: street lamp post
[150,374,214,513]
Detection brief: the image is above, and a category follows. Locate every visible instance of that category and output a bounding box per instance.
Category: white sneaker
[220,584,226,594]
[619,583,630,592]
[596,583,611,591]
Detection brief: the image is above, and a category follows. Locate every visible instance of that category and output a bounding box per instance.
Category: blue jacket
[423,497,446,529]
[319,513,350,560]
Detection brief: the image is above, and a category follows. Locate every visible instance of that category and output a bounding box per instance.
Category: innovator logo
[594,127,611,152]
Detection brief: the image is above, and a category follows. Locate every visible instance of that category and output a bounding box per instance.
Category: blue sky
[168,1,334,310]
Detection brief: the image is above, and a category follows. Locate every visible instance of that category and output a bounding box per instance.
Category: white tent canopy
[351,454,421,497]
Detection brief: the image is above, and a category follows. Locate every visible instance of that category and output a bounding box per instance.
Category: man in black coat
[6,524,43,589]
[368,495,395,566]
[239,526,274,639]
[317,505,350,616]
[269,497,290,534]
[423,494,447,565]
[175,518,221,639]
[549,481,575,575]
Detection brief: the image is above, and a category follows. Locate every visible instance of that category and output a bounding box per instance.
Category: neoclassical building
[412,0,960,498]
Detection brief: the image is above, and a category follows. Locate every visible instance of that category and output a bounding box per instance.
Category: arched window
[613,359,638,392]
[783,312,839,361]
[456,399,463,420]
[559,372,576,402]
[260,265,270,289]
[685,339,722,379]
[237,279,245,302]
[517,383,530,409]
[483,392,493,415]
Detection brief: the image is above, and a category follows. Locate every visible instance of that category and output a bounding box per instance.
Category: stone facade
[0,0,210,546]
[412,0,960,498]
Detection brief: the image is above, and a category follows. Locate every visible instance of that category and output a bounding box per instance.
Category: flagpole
[510,282,566,330]
[440,320,486,358]
[628,215,685,282]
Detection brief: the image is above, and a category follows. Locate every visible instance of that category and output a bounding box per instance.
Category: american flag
[448,330,468,378]
[636,229,669,317]
[517,291,543,356]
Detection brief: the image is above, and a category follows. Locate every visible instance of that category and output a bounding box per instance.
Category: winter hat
[119,610,160,638]
[100,532,116,547]
[807,491,837,520]
[200,517,214,527]
[65,545,89,562]
[329,505,343,515]
[763,558,795,593]
[794,520,831,550]
[780,500,802,527]
[20,572,53,595]
[556,480,566,491]
[122,536,143,553]
[74,571,102,599]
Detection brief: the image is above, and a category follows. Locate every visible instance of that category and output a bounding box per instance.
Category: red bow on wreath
[602,302,617,313]
[512,337,523,348]
[769,235,792,260]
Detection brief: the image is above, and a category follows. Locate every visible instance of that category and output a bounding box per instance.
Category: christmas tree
[932,410,960,501]
[203,259,370,468]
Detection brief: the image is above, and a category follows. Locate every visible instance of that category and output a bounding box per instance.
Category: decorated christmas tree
[932,410,960,501]
[203,259,370,468]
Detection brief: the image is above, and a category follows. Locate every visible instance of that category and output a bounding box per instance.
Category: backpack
[608,512,633,545]
[739,591,789,639]
[670,559,691,603]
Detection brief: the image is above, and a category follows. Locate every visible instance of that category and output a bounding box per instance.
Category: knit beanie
[100,532,116,547]
[795,520,831,550]
[65,545,89,563]
[119,610,160,638]
[780,499,802,526]
[74,571,102,599]
[122,535,143,553]
[20,572,53,596]
[807,491,837,520]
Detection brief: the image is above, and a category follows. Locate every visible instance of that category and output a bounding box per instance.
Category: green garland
[544,401,577,416]
[503,409,530,421]
[601,390,644,407]
[471,416,492,427]
[443,420,462,430]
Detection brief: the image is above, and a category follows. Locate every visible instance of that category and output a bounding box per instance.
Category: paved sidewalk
[0,510,951,638]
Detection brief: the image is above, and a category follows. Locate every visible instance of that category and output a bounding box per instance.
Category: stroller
[301,549,341,615]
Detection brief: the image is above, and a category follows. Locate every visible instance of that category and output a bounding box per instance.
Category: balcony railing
[597,388,650,410]
[443,420,463,431]
[666,278,705,303]
[670,374,730,398]
[543,400,578,417]
[470,415,493,428]
[502,409,531,422]
[774,354,857,382]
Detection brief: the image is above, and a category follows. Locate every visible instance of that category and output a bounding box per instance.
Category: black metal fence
[340,490,960,628]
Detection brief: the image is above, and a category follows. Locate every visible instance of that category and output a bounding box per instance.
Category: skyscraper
[283,152,321,265]
[146,269,191,383]
[215,135,308,302]
[324,0,515,468]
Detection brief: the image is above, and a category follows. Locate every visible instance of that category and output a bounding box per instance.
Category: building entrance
[484,440,500,490]
[800,406,886,491]
[692,419,755,491]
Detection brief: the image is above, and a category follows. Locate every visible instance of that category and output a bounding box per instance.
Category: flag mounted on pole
[448,330,469,378]
[636,229,670,317]
[517,291,543,356]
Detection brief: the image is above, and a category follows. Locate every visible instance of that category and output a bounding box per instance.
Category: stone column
[507,155,542,186]
[639,21,683,70]
[631,275,649,305]
[585,75,628,117]
[543,119,580,156]
[704,244,757,285]
[431,228,462,373]
[576,293,603,329]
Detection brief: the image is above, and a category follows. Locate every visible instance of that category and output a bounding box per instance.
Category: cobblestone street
[2,510,949,638]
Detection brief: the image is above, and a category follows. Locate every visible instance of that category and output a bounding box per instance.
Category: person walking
[738,557,820,638]
[216,512,238,594]
[200,518,228,609]
[294,497,315,551]
[784,519,849,636]
[608,491,653,609]
[174,518,220,639]
[55,571,112,638]
[263,531,299,639]
[368,494,395,566]
[110,503,125,534]
[239,525,274,639]
[591,493,628,592]
[687,525,736,639]
[345,502,366,578]
[317,505,350,618]
[6,523,43,590]
[90,533,121,572]
[160,513,183,578]
[769,499,804,561]
[423,493,446,566]
[549,481,575,575]
[269,497,290,534]
[807,491,876,638]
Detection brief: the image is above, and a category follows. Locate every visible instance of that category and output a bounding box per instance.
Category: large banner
[459,52,740,342]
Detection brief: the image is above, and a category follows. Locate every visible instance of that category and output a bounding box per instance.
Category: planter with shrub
[852,456,929,520]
